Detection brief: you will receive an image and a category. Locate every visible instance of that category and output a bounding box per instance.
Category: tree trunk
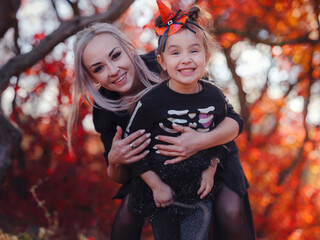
[0,113,22,184]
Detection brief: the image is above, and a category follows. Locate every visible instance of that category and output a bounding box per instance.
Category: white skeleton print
[159,106,216,134]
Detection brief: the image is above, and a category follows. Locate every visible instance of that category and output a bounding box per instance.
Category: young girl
[125,2,232,239]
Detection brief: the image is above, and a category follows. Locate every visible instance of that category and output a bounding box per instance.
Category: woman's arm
[107,126,151,183]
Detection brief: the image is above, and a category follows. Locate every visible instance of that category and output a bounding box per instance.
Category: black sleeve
[92,107,117,166]
[140,50,161,75]
[125,100,154,176]
[225,96,244,136]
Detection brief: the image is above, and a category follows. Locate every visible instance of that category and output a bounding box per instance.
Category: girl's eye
[93,65,104,73]
[172,51,179,55]
[191,49,198,53]
[112,51,121,60]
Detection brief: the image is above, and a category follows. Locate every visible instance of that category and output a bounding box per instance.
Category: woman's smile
[113,73,127,85]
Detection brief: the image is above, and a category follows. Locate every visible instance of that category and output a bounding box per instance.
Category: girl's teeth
[180,69,193,72]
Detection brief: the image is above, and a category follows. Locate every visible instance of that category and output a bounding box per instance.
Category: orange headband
[155,0,202,52]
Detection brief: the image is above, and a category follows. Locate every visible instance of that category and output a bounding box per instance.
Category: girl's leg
[212,183,255,240]
[180,201,212,240]
[152,211,180,240]
[111,194,143,240]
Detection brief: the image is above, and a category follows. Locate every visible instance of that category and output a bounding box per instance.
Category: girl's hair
[68,22,160,149]
[155,5,217,79]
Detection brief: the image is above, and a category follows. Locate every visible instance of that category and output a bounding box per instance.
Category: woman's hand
[108,126,151,166]
[197,158,218,199]
[154,123,204,164]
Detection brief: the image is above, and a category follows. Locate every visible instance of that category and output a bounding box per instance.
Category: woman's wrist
[107,163,130,183]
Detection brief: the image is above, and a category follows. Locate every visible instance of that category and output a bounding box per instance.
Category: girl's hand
[154,123,203,164]
[152,182,175,208]
[197,158,218,199]
[108,126,151,165]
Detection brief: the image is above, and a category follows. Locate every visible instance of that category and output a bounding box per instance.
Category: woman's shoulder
[134,81,167,112]
[140,81,167,101]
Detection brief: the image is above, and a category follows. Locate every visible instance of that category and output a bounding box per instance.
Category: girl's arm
[141,171,175,208]
[155,117,239,164]
[197,157,219,199]
[154,95,243,164]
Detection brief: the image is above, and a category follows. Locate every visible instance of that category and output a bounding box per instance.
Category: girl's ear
[157,54,167,71]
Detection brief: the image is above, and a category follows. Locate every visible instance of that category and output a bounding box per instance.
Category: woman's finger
[130,133,151,149]
[154,143,181,152]
[155,149,180,157]
[164,157,187,165]
[128,137,151,155]
[154,134,178,145]
[126,150,150,164]
[112,126,123,142]
[124,129,146,144]
[172,123,187,132]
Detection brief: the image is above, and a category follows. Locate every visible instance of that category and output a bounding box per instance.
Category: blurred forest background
[0,0,319,239]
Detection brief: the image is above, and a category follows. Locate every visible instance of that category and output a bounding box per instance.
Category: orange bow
[154,0,202,52]
[155,0,188,36]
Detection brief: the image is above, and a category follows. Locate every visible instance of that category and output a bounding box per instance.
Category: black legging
[211,183,256,240]
[111,184,256,240]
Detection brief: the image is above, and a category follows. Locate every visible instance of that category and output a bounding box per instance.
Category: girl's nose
[181,53,191,64]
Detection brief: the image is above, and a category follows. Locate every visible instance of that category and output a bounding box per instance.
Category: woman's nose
[107,63,119,76]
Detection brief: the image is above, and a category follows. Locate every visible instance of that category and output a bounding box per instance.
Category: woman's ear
[205,52,210,66]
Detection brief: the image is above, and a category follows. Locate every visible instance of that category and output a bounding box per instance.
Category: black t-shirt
[126,80,228,176]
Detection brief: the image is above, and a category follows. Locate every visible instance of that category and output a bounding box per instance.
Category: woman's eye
[93,66,103,73]
[172,51,179,55]
[191,49,198,53]
[112,52,121,60]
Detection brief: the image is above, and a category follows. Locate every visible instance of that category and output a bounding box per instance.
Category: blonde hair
[68,22,161,149]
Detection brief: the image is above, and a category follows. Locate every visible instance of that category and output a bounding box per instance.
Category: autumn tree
[0,0,319,239]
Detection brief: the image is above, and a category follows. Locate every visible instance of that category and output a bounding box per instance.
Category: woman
[69,22,255,240]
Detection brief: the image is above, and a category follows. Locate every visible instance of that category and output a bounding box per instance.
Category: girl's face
[157,28,209,94]
[83,33,137,96]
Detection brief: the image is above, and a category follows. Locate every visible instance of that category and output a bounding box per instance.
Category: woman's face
[83,33,137,96]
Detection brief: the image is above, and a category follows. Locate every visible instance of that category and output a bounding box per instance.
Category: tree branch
[50,0,63,22]
[213,27,319,46]
[262,47,316,224]
[223,47,252,140]
[0,0,135,93]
